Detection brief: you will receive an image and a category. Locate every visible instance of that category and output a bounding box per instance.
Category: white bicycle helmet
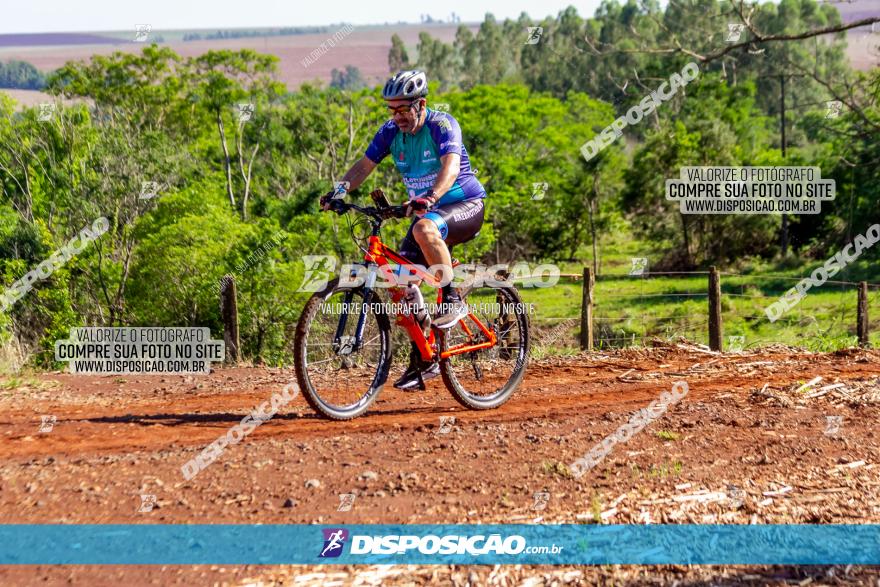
[382,70,428,100]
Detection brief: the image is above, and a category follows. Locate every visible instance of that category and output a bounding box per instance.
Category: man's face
[387,98,423,132]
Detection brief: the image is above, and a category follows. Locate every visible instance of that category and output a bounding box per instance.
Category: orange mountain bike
[293,190,530,420]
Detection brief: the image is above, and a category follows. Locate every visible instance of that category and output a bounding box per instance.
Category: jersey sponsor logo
[403,173,439,191]
[440,141,459,150]
[452,202,483,222]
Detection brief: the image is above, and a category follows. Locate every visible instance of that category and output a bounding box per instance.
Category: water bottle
[403,284,431,331]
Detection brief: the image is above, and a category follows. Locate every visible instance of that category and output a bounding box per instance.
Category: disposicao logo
[317,528,562,558]
[319,528,349,558]
[349,534,527,555]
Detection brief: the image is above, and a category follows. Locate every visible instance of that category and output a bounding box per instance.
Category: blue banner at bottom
[0,524,878,565]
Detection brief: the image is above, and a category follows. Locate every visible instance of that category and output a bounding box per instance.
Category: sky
[0,0,605,34]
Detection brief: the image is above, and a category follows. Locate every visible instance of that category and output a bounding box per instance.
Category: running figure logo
[299,255,337,292]
[524,27,543,44]
[531,491,550,511]
[337,493,356,512]
[138,494,157,513]
[139,181,160,200]
[134,24,152,43]
[39,415,56,433]
[629,257,649,276]
[531,182,548,201]
[437,415,456,434]
[319,528,349,558]
[725,24,745,42]
[727,335,745,352]
[824,415,843,437]
[38,103,56,122]
[825,101,842,119]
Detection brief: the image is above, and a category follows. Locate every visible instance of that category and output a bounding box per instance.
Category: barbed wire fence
[210,268,876,363]
[526,268,878,355]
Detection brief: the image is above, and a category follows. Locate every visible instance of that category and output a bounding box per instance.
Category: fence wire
[526,270,878,351]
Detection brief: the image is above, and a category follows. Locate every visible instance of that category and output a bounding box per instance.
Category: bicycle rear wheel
[293,279,392,419]
[438,282,530,410]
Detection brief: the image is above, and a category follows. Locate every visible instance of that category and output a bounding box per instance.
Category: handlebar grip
[387,205,409,219]
[327,199,347,214]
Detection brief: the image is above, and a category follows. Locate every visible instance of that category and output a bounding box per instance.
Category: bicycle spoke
[306,357,336,366]
[298,286,388,415]
[441,284,529,408]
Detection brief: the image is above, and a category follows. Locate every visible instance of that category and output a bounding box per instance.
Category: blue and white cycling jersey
[364,108,486,206]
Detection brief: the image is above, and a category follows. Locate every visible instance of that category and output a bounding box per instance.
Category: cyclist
[320,70,487,390]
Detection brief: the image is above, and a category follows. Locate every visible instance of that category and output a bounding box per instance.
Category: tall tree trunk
[589,198,599,276]
[241,143,259,221]
[679,212,692,267]
[217,111,236,209]
[236,121,260,221]
[344,99,355,164]
[589,176,601,276]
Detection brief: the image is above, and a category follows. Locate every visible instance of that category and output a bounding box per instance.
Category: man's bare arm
[322,156,377,210]
[430,153,460,200]
[340,157,377,192]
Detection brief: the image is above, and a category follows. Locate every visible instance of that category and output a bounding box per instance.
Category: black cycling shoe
[393,362,440,390]
[432,291,468,330]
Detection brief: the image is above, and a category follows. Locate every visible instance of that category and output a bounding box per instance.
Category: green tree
[445,84,618,262]
[622,76,777,266]
[453,25,479,89]
[187,49,284,218]
[416,32,458,90]
[0,60,46,90]
[330,65,366,91]
[388,34,410,73]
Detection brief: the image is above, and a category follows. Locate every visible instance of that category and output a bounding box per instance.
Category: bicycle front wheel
[293,279,392,419]
[438,282,530,410]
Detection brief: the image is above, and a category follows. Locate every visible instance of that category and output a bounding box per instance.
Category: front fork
[332,263,438,362]
[332,263,378,355]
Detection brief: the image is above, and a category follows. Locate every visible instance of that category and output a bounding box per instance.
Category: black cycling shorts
[398,198,485,267]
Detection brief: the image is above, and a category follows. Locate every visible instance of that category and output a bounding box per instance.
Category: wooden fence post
[220,274,241,364]
[857,281,869,347]
[708,266,723,351]
[580,267,594,351]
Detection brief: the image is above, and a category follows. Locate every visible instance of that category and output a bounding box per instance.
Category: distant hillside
[0,24,471,90]
[0,5,875,96]
[825,0,880,70]
[0,32,120,47]
[825,0,880,29]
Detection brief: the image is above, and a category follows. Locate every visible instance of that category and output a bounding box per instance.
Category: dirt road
[2,343,879,585]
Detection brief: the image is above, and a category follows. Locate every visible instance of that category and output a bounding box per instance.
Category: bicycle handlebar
[325,199,409,221]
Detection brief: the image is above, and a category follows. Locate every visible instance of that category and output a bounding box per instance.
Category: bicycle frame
[332,233,498,364]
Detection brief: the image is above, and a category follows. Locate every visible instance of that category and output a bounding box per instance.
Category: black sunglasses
[386,100,420,115]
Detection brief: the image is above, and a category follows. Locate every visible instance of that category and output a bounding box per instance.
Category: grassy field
[513,232,880,354]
